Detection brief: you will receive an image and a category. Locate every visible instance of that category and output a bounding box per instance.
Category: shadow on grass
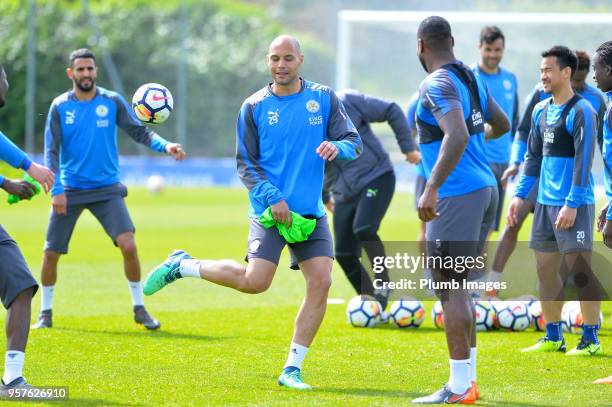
[54,326,235,342]
[315,386,422,398]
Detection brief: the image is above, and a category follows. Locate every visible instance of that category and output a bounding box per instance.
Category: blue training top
[406,91,426,178]
[472,65,519,164]
[0,131,32,186]
[515,95,597,208]
[44,86,170,196]
[236,79,362,218]
[416,61,496,198]
[511,82,606,164]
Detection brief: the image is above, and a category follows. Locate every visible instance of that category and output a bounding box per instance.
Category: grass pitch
[1,186,610,406]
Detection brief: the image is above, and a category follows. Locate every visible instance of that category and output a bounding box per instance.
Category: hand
[500,164,519,190]
[165,143,186,161]
[603,221,612,249]
[405,150,422,164]
[417,186,439,222]
[26,162,55,193]
[1,179,37,199]
[597,203,608,232]
[52,193,67,215]
[506,197,524,228]
[316,141,338,161]
[271,200,291,227]
[555,205,577,230]
[325,196,335,213]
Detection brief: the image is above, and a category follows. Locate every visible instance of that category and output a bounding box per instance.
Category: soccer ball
[496,301,531,331]
[346,295,381,328]
[389,299,425,328]
[528,300,546,331]
[431,300,444,329]
[561,301,603,333]
[489,300,505,328]
[474,300,495,331]
[562,301,582,333]
[146,175,165,194]
[132,83,174,124]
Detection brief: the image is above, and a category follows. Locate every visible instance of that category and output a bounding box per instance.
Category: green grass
[1,186,610,406]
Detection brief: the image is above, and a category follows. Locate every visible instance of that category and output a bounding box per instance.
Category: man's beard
[418,55,429,73]
[75,79,94,92]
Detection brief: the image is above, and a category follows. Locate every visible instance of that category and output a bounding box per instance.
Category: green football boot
[521,337,566,353]
[566,338,603,356]
[144,250,192,296]
[277,367,312,390]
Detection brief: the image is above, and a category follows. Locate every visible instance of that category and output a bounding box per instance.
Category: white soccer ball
[431,300,444,329]
[346,295,382,328]
[389,299,425,328]
[474,300,495,331]
[561,301,603,334]
[132,83,174,124]
[496,301,531,331]
[146,175,165,194]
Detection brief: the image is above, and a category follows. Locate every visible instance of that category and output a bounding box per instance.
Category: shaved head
[418,16,453,50]
[268,35,302,55]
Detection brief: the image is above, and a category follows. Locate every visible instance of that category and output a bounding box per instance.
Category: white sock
[488,270,502,283]
[470,347,477,382]
[449,358,471,395]
[128,281,144,306]
[179,259,202,278]
[41,285,54,311]
[284,342,308,370]
[3,351,24,384]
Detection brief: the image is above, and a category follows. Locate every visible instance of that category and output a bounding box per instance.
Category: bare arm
[484,96,510,140]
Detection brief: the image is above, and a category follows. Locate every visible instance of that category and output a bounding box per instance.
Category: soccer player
[143,35,361,390]
[592,41,612,248]
[411,17,510,404]
[472,26,519,237]
[0,65,55,393]
[322,89,420,311]
[487,50,607,294]
[32,49,186,330]
[509,46,602,356]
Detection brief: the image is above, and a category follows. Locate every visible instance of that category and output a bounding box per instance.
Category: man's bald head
[417,16,453,50]
[268,35,302,55]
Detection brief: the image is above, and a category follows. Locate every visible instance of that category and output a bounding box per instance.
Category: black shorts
[489,163,508,231]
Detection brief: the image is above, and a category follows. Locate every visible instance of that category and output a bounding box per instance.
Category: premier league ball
[561,301,603,333]
[132,83,174,124]
[497,301,531,331]
[431,300,445,329]
[528,300,546,331]
[346,295,382,328]
[474,300,495,331]
[389,299,425,328]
